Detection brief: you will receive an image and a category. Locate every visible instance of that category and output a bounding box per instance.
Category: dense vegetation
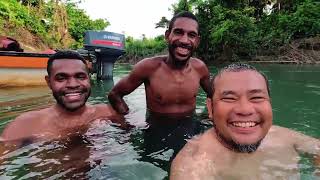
[0,0,109,50]
[121,35,167,63]
[125,0,320,63]
[0,0,319,63]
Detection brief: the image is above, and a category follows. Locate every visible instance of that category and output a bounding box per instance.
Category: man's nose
[179,33,189,43]
[234,98,255,116]
[66,78,80,88]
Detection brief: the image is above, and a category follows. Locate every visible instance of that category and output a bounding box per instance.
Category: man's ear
[45,75,51,89]
[195,35,200,48]
[206,98,213,119]
[165,30,170,42]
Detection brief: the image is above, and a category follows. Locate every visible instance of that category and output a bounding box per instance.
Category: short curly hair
[47,50,87,76]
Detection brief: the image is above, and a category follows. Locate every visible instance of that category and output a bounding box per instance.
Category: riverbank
[251,37,320,64]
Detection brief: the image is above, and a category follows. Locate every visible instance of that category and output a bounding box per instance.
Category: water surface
[0,63,319,179]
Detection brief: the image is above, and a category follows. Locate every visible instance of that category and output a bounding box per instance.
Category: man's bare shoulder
[92,104,127,124]
[190,58,209,75]
[134,56,165,70]
[270,125,320,153]
[171,129,218,179]
[190,57,206,68]
[268,125,300,138]
[175,129,216,160]
[1,108,52,140]
[94,104,118,116]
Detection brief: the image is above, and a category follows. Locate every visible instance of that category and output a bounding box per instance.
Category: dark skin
[108,17,211,117]
[0,59,126,149]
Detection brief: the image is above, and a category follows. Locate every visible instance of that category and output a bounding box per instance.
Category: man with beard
[1,50,124,148]
[170,63,320,179]
[108,11,211,118]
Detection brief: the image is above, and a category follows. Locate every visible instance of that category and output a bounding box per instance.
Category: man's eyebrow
[54,72,68,77]
[248,89,267,94]
[221,90,236,96]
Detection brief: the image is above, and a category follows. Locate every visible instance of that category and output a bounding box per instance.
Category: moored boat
[0,51,51,87]
[0,31,125,87]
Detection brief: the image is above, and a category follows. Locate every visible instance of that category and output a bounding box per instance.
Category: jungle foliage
[171,0,320,62]
[122,35,167,63]
[0,0,109,49]
[123,0,319,63]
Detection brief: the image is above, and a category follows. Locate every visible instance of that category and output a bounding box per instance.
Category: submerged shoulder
[1,108,50,140]
[269,125,297,136]
[94,104,117,116]
[175,129,215,161]
[171,130,218,179]
[92,104,125,123]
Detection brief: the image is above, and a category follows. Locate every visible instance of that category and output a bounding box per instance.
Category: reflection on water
[0,63,319,179]
[0,122,166,179]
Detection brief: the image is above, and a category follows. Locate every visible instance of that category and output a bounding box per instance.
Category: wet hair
[168,11,199,33]
[47,50,87,76]
[211,63,270,96]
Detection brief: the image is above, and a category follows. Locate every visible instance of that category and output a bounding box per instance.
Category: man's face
[207,70,272,152]
[45,59,91,111]
[165,17,200,62]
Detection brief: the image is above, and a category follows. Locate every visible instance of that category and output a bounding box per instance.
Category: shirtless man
[108,11,211,118]
[170,63,320,179]
[1,50,124,148]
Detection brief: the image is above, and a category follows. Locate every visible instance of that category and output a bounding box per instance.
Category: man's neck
[55,104,87,116]
[165,56,190,70]
[52,104,93,129]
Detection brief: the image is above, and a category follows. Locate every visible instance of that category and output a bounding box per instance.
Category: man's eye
[250,96,265,102]
[221,97,236,102]
[55,76,66,81]
[188,33,197,39]
[173,30,183,35]
[76,74,88,80]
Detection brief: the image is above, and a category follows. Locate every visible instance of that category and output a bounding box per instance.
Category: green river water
[0,63,319,179]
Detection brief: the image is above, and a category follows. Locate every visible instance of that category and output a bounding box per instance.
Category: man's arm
[195,59,212,98]
[1,113,37,148]
[95,104,134,130]
[107,59,156,114]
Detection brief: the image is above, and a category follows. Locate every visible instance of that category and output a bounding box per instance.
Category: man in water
[170,63,320,179]
[1,50,125,148]
[108,11,211,118]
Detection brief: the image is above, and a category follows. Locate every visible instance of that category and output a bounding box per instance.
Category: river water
[0,63,319,179]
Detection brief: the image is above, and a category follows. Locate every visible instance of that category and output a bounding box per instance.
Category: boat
[0,31,125,87]
[0,51,51,87]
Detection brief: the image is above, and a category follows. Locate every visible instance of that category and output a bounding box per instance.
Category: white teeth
[177,47,189,54]
[65,93,80,96]
[231,122,257,128]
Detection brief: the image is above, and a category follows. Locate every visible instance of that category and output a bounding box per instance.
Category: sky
[78,0,178,39]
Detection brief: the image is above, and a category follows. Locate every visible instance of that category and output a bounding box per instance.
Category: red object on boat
[40,49,56,54]
[0,36,23,52]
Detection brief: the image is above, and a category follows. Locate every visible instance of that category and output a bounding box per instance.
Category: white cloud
[78,0,178,39]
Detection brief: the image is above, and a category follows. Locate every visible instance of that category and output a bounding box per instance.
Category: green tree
[65,2,109,48]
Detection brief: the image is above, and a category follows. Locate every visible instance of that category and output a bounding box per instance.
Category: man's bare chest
[146,71,200,102]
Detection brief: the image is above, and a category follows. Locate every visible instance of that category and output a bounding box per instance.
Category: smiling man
[170,63,320,179]
[1,50,124,148]
[108,11,211,118]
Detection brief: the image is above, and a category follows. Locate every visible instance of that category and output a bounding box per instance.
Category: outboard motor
[84,31,125,80]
